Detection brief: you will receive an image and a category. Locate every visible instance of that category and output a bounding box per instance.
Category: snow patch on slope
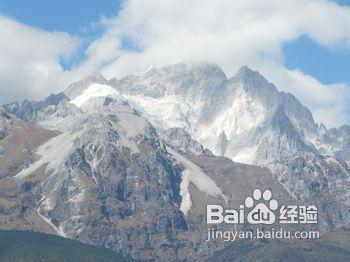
[70,83,119,108]
[124,94,191,131]
[167,147,227,215]
[179,169,192,215]
[230,145,259,163]
[14,131,79,179]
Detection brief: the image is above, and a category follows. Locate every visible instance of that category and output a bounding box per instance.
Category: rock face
[0,109,12,140]
[161,127,213,156]
[278,154,350,228]
[3,92,68,123]
[0,63,350,260]
[329,125,350,161]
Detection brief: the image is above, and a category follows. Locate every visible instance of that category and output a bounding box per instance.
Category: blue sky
[0,0,122,34]
[283,1,350,85]
[284,36,350,85]
[0,0,349,127]
[331,0,350,6]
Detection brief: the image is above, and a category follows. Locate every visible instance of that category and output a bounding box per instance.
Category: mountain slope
[1,62,350,260]
[0,111,59,179]
[0,100,320,259]
[5,100,191,259]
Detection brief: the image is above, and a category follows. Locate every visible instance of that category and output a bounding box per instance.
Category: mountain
[3,93,69,123]
[0,230,126,262]
[106,63,350,228]
[4,63,343,168]
[108,63,333,166]
[1,99,193,259]
[0,62,350,260]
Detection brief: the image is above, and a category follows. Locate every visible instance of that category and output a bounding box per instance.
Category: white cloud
[0,16,80,104]
[92,0,350,76]
[1,0,350,127]
[80,0,350,127]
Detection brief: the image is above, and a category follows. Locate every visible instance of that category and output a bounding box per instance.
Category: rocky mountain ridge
[0,63,350,259]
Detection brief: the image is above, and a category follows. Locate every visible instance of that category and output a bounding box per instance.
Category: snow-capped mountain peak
[70,83,120,108]
[64,71,108,100]
[103,63,335,166]
[5,62,338,168]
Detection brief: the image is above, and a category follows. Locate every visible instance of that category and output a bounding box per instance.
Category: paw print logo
[245,189,278,225]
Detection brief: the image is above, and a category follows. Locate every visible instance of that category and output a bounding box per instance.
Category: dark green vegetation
[207,239,350,262]
[0,230,126,262]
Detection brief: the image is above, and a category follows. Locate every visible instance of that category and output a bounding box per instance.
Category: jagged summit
[3,62,344,167]
[236,65,257,76]
[98,62,334,166]
[2,61,348,169]
[64,71,108,99]
[234,65,268,85]
[231,65,279,101]
[84,71,107,83]
[33,61,340,167]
